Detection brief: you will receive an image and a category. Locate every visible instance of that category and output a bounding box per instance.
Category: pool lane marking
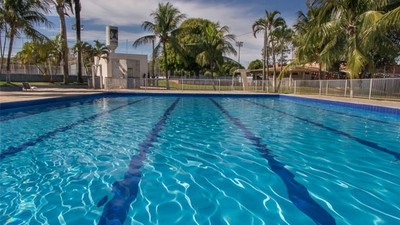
[247,100,400,161]
[98,98,180,225]
[210,99,336,225]
[0,98,148,160]
[281,99,400,127]
[0,100,96,122]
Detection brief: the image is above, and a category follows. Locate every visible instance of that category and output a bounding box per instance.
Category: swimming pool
[1,94,399,224]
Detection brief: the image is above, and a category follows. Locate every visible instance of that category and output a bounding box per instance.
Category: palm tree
[92,40,109,60]
[252,17,268,91]
[294,5,325,80]
[50,0,72,84]
[2,0,50,83]
[196,22,236,90]
[314,0,393,79]
[253,10,285,92]
[273,24,294,90]
[16,35,62,82]
[134,2,186,89]
[73,0,83,83]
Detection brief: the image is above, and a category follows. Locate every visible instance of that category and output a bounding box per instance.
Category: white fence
[293,79,400,100]
[88,77,400,100]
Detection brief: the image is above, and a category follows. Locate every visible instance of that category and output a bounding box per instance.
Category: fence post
[294,81,297,94]
[99,65,103,89]
[325,81,329,95]
[344,80,348,97]
[350,79,353,98]
[218,79,221,92]
[369,78,373,100]
[181,78,184,91]
[319,80,322,95]
[91,65,96,89]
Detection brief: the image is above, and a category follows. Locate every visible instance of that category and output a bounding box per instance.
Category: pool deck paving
[0,88,399,109]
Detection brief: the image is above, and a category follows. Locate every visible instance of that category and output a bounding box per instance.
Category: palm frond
[132,35,156,48]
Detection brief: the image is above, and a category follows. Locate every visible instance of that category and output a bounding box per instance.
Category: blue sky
[16,0,308,67]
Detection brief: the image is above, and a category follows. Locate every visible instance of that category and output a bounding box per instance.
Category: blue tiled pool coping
[279,95,400,116]
[0,92,399,116]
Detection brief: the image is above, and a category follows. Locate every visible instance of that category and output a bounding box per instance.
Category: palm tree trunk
[163,42,169,90]
[211,64,216,91]
[0,29,2,74]
[1,30,7,74]
[262,29,267,91]
[75,0,83,83]
[276,45,285,92]
[272,40,277,92]
[6,32,15,83]
[57,5,69,84]
[152,39,155,77]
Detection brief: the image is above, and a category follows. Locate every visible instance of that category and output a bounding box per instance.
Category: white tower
[106,26,118,52]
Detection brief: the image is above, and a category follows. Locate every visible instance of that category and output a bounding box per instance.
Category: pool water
[0,95,399,225]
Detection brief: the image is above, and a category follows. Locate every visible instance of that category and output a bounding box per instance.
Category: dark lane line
[0,98,148,160]
[210,99,336,225]
[247,100,400,161]
[281,99,400,126]
[98,98,180,225]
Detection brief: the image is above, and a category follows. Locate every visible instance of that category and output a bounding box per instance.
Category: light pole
[236,41,243,65]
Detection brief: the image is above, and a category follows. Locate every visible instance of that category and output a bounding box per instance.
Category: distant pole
[236,41,244,65]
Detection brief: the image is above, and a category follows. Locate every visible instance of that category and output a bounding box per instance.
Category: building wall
[99,53,148,78]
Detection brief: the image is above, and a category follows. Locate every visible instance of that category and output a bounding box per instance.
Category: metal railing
[88,77,400,101]
[293,79,400,100]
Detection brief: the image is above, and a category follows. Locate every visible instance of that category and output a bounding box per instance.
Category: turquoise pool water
[0,95,399,225]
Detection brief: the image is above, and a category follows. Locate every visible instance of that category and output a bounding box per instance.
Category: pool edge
[279,95,400,116]
[1,92,399,116]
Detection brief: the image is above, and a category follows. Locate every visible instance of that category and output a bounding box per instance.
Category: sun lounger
[22,82,37,91]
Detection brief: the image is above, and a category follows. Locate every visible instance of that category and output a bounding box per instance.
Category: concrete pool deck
[0,88,399,109]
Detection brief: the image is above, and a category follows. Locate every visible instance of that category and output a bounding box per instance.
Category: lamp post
[236,41,243,65]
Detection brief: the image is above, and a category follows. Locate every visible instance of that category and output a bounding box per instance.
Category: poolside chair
[22,82,37,91]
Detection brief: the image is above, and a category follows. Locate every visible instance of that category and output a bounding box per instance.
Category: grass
[0,82,20,87]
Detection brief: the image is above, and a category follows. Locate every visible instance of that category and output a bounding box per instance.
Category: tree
[16,35,63,82]
[134,2,186,89]
[0,6,5,74]
[248,59,263,70]
[252,17,268,90]
[313,0,398,79]
[273,25,293,67]
[73,40,109,76]
[73,0,83,83]
[1,0,50,83]
[50,0,72,84]
[220,59,243,76]
[293,3,345,81]
[175,18,213,78]
[253,10,285,92]
[196,22,236,89]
